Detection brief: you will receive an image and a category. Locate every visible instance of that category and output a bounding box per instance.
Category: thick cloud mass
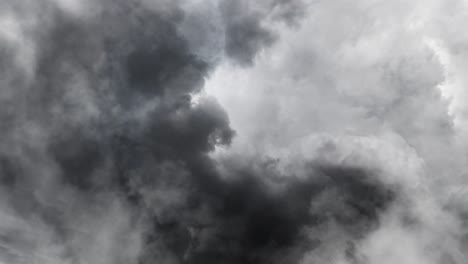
[1,0,468,263]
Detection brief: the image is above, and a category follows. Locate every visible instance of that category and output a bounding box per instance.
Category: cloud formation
[1,0,468,263]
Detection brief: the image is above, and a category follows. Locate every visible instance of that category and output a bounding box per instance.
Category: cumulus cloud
[1,0,468,263]
[205,0,468,262]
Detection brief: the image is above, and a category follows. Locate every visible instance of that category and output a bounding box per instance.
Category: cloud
[2,0,468,263]
[205,0,468,262]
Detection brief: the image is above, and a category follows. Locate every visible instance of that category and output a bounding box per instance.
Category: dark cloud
[178,164,395,264]
[219,0,307,65]
[132,154,397,263]
[0,0,403,264]
[222,13,275,65]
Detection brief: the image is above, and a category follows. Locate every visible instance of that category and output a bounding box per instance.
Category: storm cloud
[1,0,468,263]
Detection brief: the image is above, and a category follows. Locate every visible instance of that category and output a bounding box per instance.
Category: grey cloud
[219,0,307,65]
[3,0,466,264]
[204,0,468,263]
[0,0,319,263]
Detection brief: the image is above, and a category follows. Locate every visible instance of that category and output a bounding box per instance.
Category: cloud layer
[1,0,468,263]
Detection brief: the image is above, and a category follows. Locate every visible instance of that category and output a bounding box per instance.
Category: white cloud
[205,0,468,262]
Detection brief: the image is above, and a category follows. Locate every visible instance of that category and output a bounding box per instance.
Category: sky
[1,0,468,263]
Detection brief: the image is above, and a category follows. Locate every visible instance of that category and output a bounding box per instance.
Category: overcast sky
[1,0,468,263]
